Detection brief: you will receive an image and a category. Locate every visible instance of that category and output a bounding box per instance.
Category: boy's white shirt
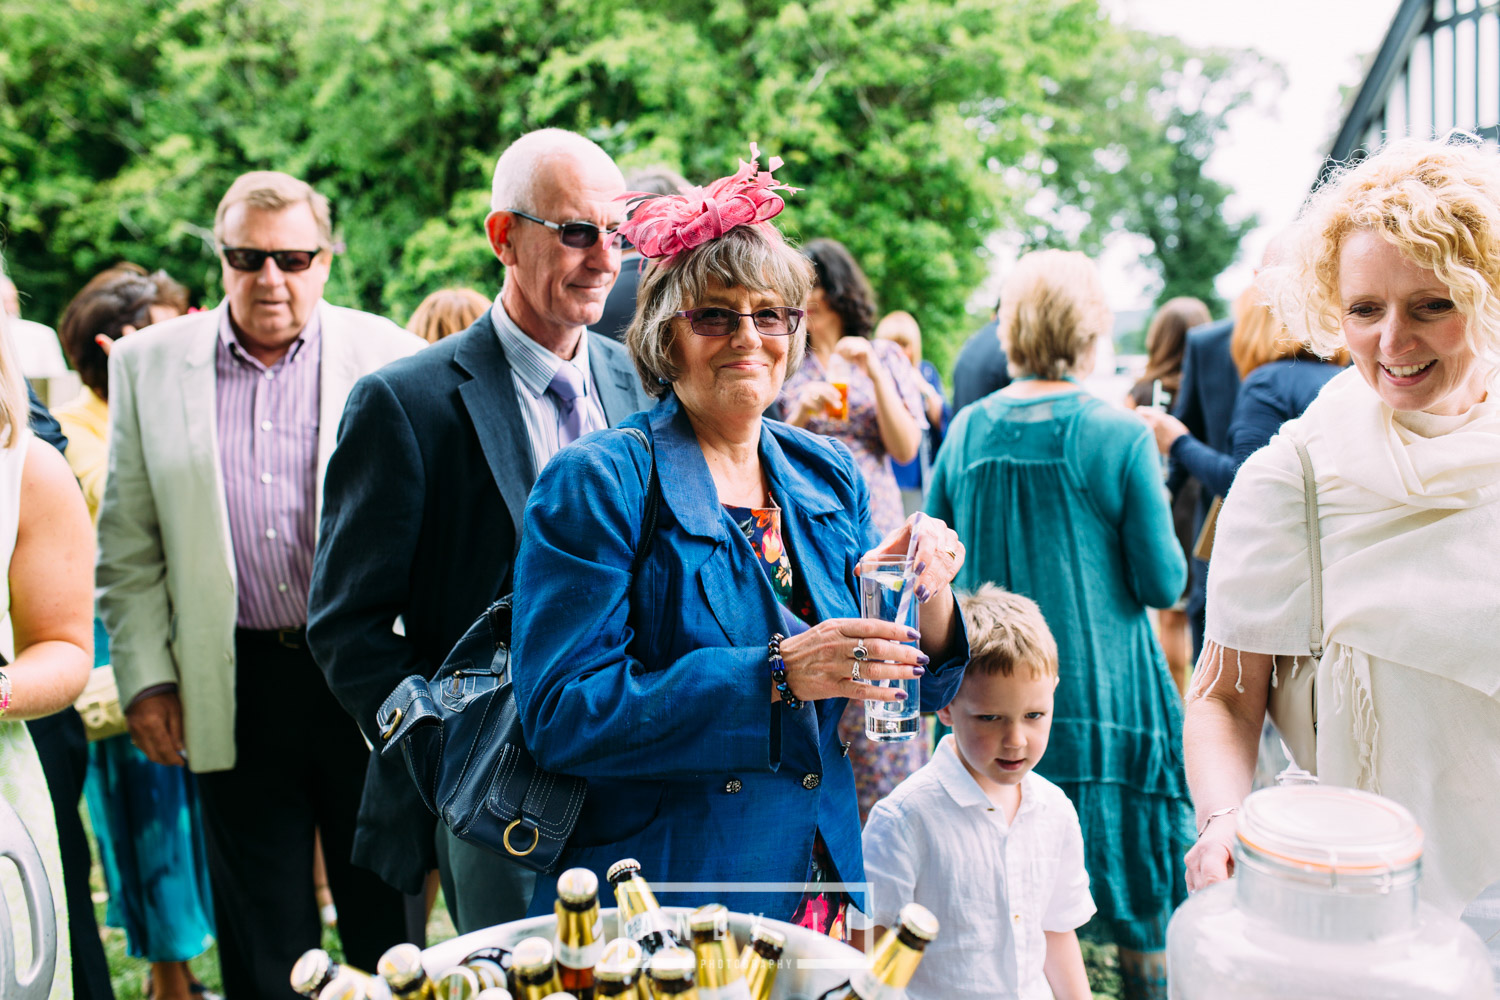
[862,735,1095,1000]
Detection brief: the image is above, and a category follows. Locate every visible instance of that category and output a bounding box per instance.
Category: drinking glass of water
[858,553,921,742]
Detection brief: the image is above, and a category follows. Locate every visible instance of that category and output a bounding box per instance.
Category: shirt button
[265,528,277,540]
[1013,913,1021,922]
[264,370,275,381]
[261,420,273,432]
[278,582,289,593]
[724,779,742,794]
[261,472,273,484]
[801,773,821,790]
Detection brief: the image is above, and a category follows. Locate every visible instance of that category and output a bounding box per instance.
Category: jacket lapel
[182,306,236,579]
[590,336,643,426]
[649,396,782,648]
[454,316,536,541]
[314,301,359,520]
[762,429,857,625]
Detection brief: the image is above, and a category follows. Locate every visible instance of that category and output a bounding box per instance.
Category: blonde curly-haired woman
[1185,137,1500,972]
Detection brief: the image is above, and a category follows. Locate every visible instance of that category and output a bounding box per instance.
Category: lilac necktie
[548,363,587,447]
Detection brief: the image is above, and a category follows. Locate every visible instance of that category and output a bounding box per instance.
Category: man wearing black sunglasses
[308,128,653,936]
[96,170,425,999]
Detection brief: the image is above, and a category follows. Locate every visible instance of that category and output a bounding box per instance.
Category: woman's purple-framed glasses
[675,306,805,337]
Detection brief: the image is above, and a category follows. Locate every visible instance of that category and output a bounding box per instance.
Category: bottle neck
[1235,852,1421,940]
[855,930,927,996]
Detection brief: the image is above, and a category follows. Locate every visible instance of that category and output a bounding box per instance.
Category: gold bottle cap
[290,949,333,994]
[897,902,940,942]
[441,966,482,1000]
[556,867,600,906]
[474,990,514,1000]
[594,937,643,981]
[647,947,697,983]
[749,925,786,950]
[605,858,642,884]
[376,943,425,988]
[315,970,362,1000]
[539,995,578,1000]
[512,936,557,976]
[688,903,729,935]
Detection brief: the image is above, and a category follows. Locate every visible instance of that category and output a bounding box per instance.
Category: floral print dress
[778,340,934,819]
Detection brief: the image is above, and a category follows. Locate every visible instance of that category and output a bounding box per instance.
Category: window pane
[1481,12,1499,128]
[1410,33,1434,138]
[1436,25,1456,132]
[1387,71,1410,138]
[1458,16,1477,129]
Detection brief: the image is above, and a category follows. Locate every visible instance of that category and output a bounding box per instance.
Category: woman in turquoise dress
[926,250,1189,1000]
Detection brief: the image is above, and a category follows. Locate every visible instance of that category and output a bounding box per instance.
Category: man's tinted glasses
[508,209,624,249]
[221,247,323,273]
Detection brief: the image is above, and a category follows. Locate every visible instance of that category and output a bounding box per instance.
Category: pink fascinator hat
[618,143,799,260]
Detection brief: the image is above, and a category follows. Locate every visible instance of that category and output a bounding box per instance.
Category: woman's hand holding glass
[776,618,928,705]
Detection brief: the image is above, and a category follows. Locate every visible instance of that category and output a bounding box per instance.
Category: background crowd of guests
[1,127,1498,1000]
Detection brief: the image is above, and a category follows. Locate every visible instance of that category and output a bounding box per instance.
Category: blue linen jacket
[511,393,968,920]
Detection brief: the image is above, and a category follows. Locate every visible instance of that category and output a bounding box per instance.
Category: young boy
[862,584,1094,1000]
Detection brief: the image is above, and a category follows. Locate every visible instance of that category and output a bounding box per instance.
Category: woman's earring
[656,376,670,386]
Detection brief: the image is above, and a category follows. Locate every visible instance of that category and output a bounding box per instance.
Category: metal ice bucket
[0,795,57,1000]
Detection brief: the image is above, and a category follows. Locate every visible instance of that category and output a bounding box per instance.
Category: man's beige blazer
[96,301,424,771]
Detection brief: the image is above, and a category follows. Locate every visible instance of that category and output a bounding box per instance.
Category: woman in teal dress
[927,250,1189,1000]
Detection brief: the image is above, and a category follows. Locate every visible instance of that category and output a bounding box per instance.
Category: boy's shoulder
[1021,772,1082,828]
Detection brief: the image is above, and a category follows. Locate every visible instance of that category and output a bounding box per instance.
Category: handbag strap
[1291,439,1325,658]
[618,426,661,573]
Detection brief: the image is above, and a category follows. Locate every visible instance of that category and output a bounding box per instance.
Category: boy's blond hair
[957,584,1058,679]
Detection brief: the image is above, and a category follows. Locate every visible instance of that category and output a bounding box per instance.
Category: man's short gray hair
[626,225,816,398]
[214,171,334,247]
[490,129,619,214]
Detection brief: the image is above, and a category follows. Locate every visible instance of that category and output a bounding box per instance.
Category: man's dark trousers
[196,629,406,999]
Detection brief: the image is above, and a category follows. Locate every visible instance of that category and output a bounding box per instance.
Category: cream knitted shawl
[1198,365,1500,916]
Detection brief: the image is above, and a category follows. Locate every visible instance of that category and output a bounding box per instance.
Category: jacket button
[724,779,742,794]
[840,741,851,758]
[802,773,821,790]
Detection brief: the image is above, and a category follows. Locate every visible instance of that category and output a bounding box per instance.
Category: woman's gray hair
[626,225,816,397]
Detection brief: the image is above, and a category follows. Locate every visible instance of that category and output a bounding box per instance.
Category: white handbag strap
[1292,439,1325,658]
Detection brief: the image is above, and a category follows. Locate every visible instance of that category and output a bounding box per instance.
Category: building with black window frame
[1325,0,1500,177]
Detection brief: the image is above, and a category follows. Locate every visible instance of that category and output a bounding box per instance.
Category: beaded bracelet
[768,633,804,710]
[0,668,11,718]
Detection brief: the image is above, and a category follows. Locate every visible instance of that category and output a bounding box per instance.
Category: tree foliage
[0,0,1270,376]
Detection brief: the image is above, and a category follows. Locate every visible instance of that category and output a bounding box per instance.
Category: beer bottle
[456,946,516,994]
[813,903,938,1000]
[379,943,436,1000]
[593,938,645,999]
[605,859,681,958]
[293,949,392,1000]
[439,966,483,1000]
[512,936,565,1000]
[554,868,604,1000]
[688,905,749,1000]
[646,947,700,999]
[318,968,396,1000]
[738,926,785,1000]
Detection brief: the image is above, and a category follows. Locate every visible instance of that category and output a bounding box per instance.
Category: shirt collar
[931,735,1039,821]
[490,295,593,399]
[218,299,321,368]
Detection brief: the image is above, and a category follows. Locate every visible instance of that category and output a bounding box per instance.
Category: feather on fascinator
[618,143,799,260]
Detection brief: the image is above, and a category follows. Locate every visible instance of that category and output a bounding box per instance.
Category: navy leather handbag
[375,427,659,873]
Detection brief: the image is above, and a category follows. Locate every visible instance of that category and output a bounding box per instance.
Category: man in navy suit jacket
[1160,318,1239,656]
[307,129,654,933]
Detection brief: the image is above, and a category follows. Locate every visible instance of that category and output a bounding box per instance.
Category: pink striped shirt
[216,307,322,629]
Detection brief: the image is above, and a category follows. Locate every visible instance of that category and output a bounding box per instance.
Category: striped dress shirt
[490,298,608,473]
[215,308,322,629]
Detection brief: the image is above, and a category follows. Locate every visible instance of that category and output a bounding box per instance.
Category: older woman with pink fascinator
[510,146,970,933]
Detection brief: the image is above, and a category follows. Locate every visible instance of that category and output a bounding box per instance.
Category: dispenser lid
[1237,786,1424,875]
